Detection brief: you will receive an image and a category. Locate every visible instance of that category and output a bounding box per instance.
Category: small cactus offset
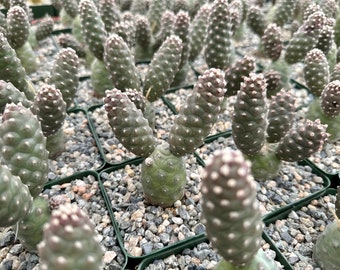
[314,186,340,270]
[31,84,67,159]
[0,103,49,197]
[0,164,33,227]
[201,148,278,269]
[204,0,234,69]
[17,196,51,251]
[38,203,104,270]
[49,47,79,109]
[143,35,183,102]
[306,80,340,142]
[0,32,36,100]
[303,48,330,97]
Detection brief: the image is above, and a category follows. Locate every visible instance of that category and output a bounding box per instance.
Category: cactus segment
[169,68,226,156]
[0,164,33,227]
[284,11,326,65]
[232,73,268,156]
[35,15,54,42]
[57,33,86,58]
[264,70,284,98]
[6,6,30,49]
[271,0,296,27]
[275,119,328,162]
[98,0,121,33]
[321,80,340,118]
[79,0,107,60]
[225,55,256,97]
[0,80,31,113]
[201,148,267,268]
[0,32,34,100]
[49,48,79,108]
[248,150,282,181]
[152,10,175,52]
[204,0,234,69]
[189,3,211,62]
[147,0,166,35]
[316,18,335,55]
[314,220,340,270]
[141,143,186,207]
[38,203,104,270]
[261,23,283,61]
[17,196,51,251]
[134,15,153,61]
[104,33,141,92]
[266,89,296,143]
[104,88,157,157]
[143,35,183,102]
[303,49,330,97]
[0,103,49,197]
[246,6,267,37]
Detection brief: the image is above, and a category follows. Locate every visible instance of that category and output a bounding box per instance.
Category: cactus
[0,103,49,197]
[38,203,104,270]
[263,70,284,98]
[57,33,86,58]
[270,0,296,27]
[260,23,283,62]
[151,10,176,52]
[316,18,335,56]
[17,196,51,251]
[0,80,31,113]
[246,6,267,37]
[105,68,226,207]
[31,84,67,159]
[314,186,340,270]
[201,148,278,269]
[306,80,340,142]
[98,0,121,33]
[231,73,329,180]
[49,48,79,109]
[0,164,33,227]
[188,3,211,62]
[204,0,234,69]
[6,5,39,74]
[31,15,54,46]
[134,14,153,61]
[147,0,167,35]
[143,35,183,102]
[284,11,326,65]
[303,48,330,97]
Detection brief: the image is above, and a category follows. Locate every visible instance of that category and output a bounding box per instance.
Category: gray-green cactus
[0,80,31,113]
[0,103,49,197]
[98,0,121,33]
[147,0,167,35]
[31,84,67,159]
[303,48,330,97]
[201,148,278,269]
[38,203,104,270]
[284,11,326,65]
[57,33,86,58]
[104,68,226,207]
[49,48,79,109]
[204,0,234,69]
[0,32,35,100]
[306,80,340,142]
[17,196,51,251]
[0,164,33,227]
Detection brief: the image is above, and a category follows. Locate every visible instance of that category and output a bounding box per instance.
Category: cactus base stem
[214,248,278,270]
[90,58,114,98]
[15,42,40,75]
[46,129,66,159]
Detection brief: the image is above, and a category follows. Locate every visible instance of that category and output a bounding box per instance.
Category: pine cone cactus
[275,119,328,162]
[6,5,29,49]
[284,11,326,65]
[204,0,234,69]
[79,0,107,61]
[189,3,211,62]
[147,0,167,35]
[34,15,54,42]
[31,84,67,159]
[0,164,33,227]
[104,88,157,157]
[151,10,175,52]
[0,103,49,197]
[169,68,226,156]
[98,0,121,33]
[303,48,330,97]
[266,89,296,143]
[224,55,256,97]
[143,35,183,102]
[0,80,31,113]
[134,15,153,61]
[141,142,187,207]
[60,0,78,19]
[57,33,86,58]
[17,196,50,251]
[0,33,35,100]
[264,70,284,98]
[232,73,268,156]
[104,33,141,92]
[38,203,104,270]
[201,148,277,269]
[246,6,267,37]
[316,18,335,55]
[271,0,296,27]
[321,80,340,118]
[261,23,283,61]
[49,48,79,109]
